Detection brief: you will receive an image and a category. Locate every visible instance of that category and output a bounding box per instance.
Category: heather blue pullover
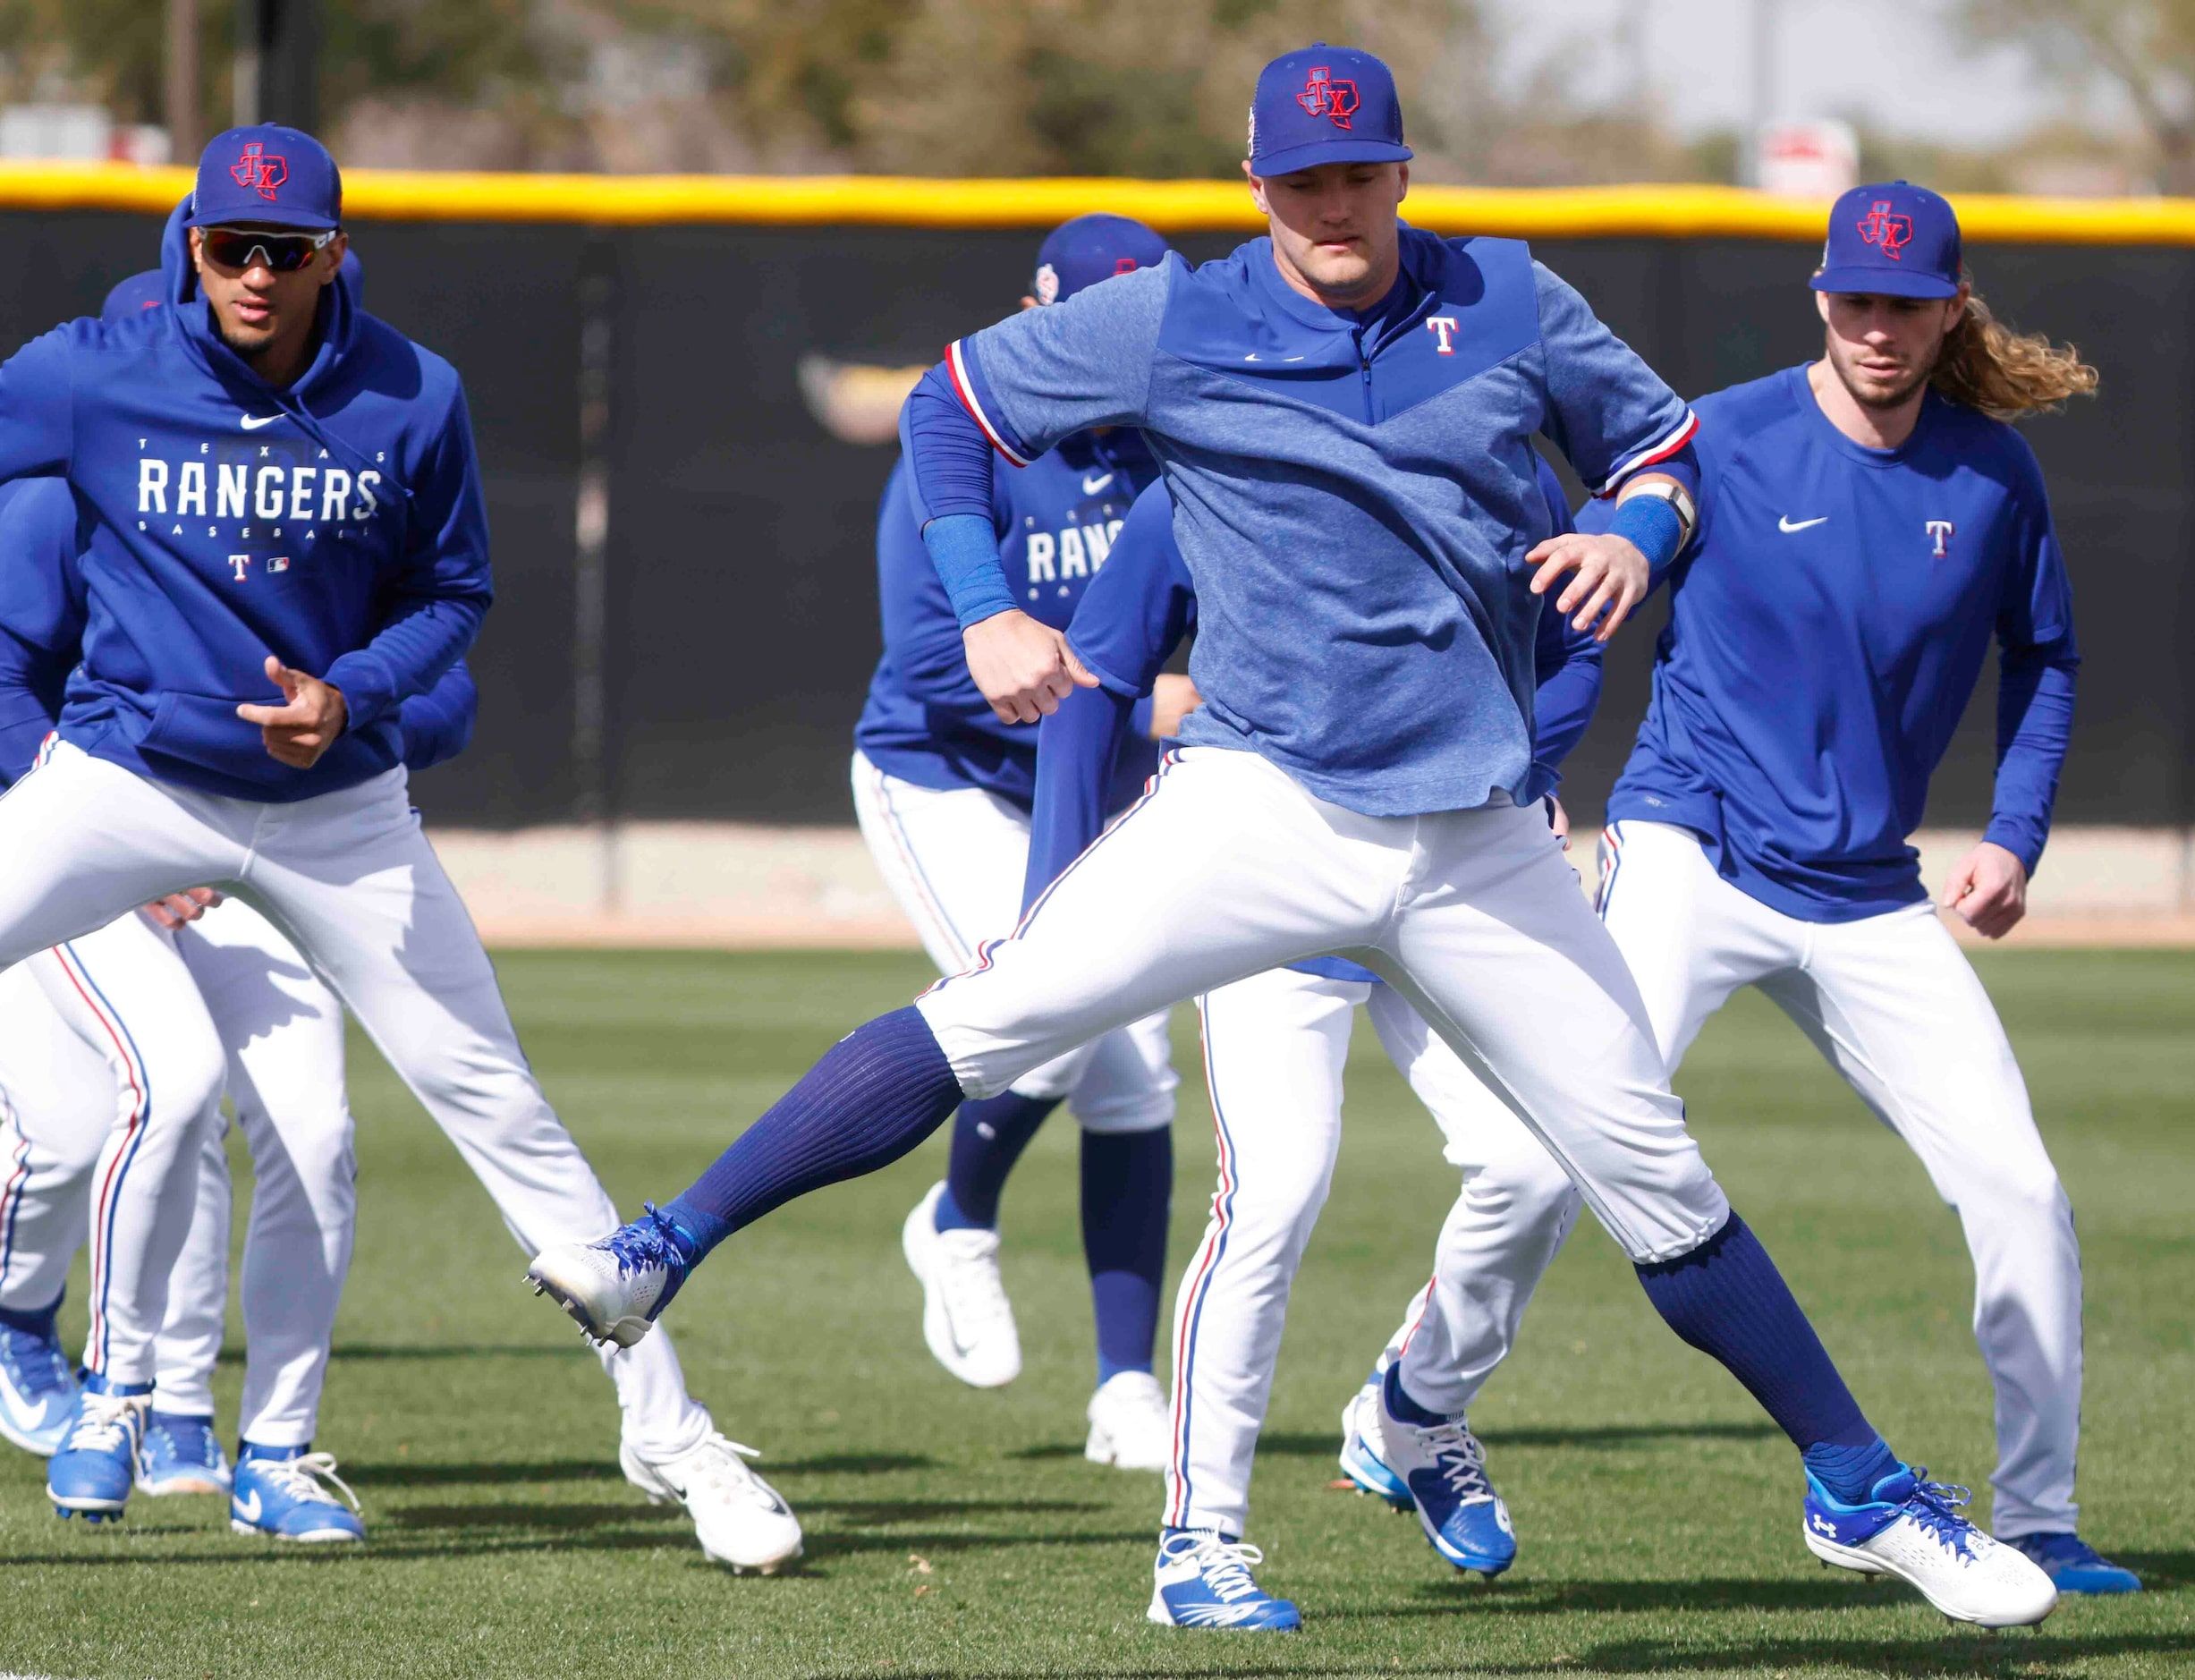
[905,224,1694,818]
[0,199,492,801]
[0,476,476,790]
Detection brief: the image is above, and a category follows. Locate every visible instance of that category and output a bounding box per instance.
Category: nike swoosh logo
[240,413,280,431]
[234,1488,263,1523]
[0,1378,47,1433]
[1778,515,1828,533]
[1081,473,1114,494]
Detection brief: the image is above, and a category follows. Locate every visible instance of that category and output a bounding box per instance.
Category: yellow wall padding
[7,165,2194,244]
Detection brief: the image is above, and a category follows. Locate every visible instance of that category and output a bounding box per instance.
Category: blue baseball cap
[1248,44,1411,177]
[1032,214,1170,305]
[185,124,342,233]
[1812,181,1962,299]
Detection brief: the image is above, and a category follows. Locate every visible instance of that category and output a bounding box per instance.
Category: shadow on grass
[771,1452,938,1476]
[2113,1550,2191,1590]
[801,1526,1149,1561]
[345,1459,622,1488]
[214,1343,589,1366]
[1254,1421,1779,1458]
[1326,1573,1911,1618]
[386,1501,673,1533]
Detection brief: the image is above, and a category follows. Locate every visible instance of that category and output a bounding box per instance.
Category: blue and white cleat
[1336,1369,1411,1509]
[230,1444,365,1542]
[1376,1366,1516,1575]
[0,1318,79,1456]
[526,1204,689,1348]
[1148,1528,1301,1630]
[2005,1532,2142,1594]
[47,1378,149,1521]
[1803,1465,2057,1626]
[138,1412,233,1497]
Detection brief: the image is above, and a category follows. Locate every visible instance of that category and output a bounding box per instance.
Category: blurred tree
[1960,0,2195,191]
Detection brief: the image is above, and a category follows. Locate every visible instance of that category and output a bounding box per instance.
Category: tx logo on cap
[1856,199,1912,259]
[231,142,288,200]
[1296,65,1360,129]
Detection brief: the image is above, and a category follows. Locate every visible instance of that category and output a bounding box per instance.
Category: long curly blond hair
[1931,288,2099,420]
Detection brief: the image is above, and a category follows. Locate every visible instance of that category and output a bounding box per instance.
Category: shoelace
[936,1234,1013,1336]
[252,1451,361,1515]
[1897,1469,1979,1559]
[146,1419,213,1464]
[1415,1421,1496,1505]
[604,1205,687,1279]
[674,1434,784,1511]
[63,1392,142,1455]
[1176,1534,1268,1603]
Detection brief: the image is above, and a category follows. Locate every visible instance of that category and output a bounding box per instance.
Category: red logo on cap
[230,142,288,201]
[1856,199,1913,259]
[1297,65,1360,130]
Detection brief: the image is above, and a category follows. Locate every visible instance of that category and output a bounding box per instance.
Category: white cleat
[525,1218,685,1349]
[1802,1466,2057,1628]
[623,1432,803,1575]
[901,1182,1021,1388]
[1085,1370,1171,1472]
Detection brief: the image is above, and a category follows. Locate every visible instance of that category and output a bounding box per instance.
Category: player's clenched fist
[962,609,1099,725]
[1524,530,1650,643]
[1941,840,2029,940]
[237,654,350,769]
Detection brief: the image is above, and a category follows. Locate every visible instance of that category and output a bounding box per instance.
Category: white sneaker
[527,1210,689,1348]
[623,1432,803,1574]
[1803,1465,2057,1627]
[1086,1370,1170,1472]
[901,1182,1021,1388]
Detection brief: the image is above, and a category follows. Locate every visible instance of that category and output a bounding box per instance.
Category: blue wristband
[923,513,1018,631]
[1606,492,1685,577]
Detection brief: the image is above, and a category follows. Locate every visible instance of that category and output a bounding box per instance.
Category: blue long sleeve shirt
[0,476,476,791]
[1022,458,1604,984]
[853,428,1162,811]
[0,198,493,802]
[904,225,1691,819]
[1597,365,2079,921]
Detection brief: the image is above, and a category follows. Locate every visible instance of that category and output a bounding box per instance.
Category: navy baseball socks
[1632,1211,2057,1624]
[1084,1129,1170,1385]
[934,1092,1059,1231]
[528,1008,964,1342]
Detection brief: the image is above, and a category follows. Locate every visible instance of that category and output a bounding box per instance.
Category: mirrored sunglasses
[201,226,337,274]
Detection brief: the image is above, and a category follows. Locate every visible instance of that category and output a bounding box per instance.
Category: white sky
[1486,0,2129,146]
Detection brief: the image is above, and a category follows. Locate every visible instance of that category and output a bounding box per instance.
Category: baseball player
[1020,462,1598,1582]
[0,130,800,1568]
[1575,182,2131,1595]
[531,47,2056,1630]
[858,214,1191,1471]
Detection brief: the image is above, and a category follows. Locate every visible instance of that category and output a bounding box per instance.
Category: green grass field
[0,948,2188,1679]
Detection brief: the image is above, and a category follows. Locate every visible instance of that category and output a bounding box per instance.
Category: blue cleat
[1336,1369,1411,1509]
[2006,1532,2142,1594]
[138,1411,233,1497]
[1802,1464,2056,1626]
[1148,1528,1301,1629]
[1376,1365,1517,1575]
[230,1444,365,1543]
[526,1204,689,1347]
[47,1377,149,1521]
[0,1317,79,1456]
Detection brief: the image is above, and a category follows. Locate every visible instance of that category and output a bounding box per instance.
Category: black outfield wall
[2,211,2183,829]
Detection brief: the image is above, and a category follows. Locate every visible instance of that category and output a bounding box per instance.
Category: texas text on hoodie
[0,200,492,802]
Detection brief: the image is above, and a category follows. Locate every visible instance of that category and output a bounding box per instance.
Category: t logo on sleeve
[1296,66,1360,128]
[1925,519,1954,557]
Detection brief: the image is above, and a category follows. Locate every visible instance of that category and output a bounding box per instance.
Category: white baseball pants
[851,751,1176,1133]
[1597,819,2082,1539]
[0,899,350,1438]
[0,742,709,1458]
[1163,965,1581,1536]
[919,747,1727,1267]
